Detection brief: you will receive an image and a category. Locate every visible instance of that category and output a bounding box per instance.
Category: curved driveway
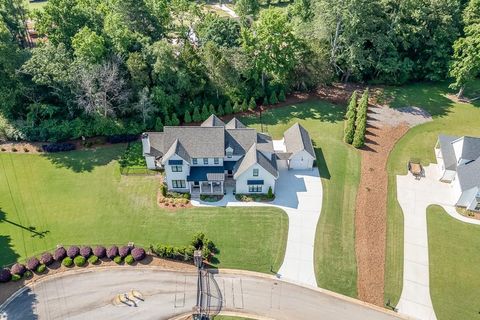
[0,268,405,320]
[192,168,323,286]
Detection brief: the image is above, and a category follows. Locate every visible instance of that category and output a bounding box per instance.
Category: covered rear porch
[187,166,225,196]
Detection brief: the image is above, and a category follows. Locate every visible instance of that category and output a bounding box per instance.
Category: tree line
[0,0,478,142]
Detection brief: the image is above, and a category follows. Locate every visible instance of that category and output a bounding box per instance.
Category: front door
[194,181,199,186]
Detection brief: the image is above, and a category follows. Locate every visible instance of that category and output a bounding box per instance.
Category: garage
[289,154,314,170]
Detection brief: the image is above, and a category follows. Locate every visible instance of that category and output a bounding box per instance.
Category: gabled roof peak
[201,114,225,127]
[225,117,246,129]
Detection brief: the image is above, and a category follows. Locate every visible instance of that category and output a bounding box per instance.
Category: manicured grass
[241,100,360,298]
[25,0,47,11]
[427,205,480,320]
[383,81,480,306]
[0,145,288,273]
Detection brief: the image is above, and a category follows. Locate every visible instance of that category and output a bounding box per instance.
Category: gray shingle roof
[458,136,480,160]
[225,129,256,155]
[144,132,164,157]
[234,143,278,179]
[283,123,316,158]
[256,132,274,155]
[162,126,225,158]
[201,114,225,127]
[225,118,246,129]
[438,135,459,171]
[457,156,480,191]
[161,139,191,164]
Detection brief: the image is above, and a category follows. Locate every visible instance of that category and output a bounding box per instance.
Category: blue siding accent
[168,159,183,165]
[224,161,237,171]
[247,180,264,185]
[187,166,224,181]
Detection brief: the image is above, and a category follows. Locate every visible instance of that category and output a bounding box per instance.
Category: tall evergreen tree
[184,110,192,123]
[201,104,210,120]
[193,106,202,122]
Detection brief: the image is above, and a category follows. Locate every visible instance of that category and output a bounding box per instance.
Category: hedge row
[151,232,217,262]
[0,245,146,284]
[352,89,369,148]
[106,134,138,144]
[42,143,76,153]
[343,91,358,144]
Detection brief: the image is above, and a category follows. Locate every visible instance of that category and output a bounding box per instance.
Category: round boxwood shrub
[26,257,40,271]
[40,252,54,266]
[62,257,73,267]
[93,246,106,258]
[11,263,26,276]
[0,268,12,282]
[88,255,99,264]
[80,246,92,258]
[113,256,122,264]
[36,264,47,274]
[125,255,134,265]
[131,247,146,261]
[107,246,119,260]
[54,247,67,261]
[74,256,86,267]
[24,270,32,279]
[118,246,130,258]
[11,274,21,282]
[67,246,80,258]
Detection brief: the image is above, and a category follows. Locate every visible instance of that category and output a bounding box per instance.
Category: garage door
[289,158,312,170]
[276,159,289,170]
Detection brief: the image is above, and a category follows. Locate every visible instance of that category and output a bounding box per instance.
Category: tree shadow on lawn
[41,146,122,173]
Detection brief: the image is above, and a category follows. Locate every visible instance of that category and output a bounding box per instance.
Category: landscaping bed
[235,194,274,202]
[200,194,224,202]
[157,182,191,209]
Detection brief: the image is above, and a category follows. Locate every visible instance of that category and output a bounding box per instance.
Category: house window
[248,185,262,193]
[171,165,182,172]
[203,158,209,165]
[172,180,186,188]
[475,202,480,211]
[192,158,198,165]
[253,168,259,177]
[214,158,219,165]
[226,150,233,158]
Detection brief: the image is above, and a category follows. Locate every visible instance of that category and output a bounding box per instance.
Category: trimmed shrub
[192,106,202,122]
[262,96,269,106]
[74,256,86,267]
[248,97,256,110]
[0,268,12,282]
[67,246,80,259]
[217,104,225,116]
[11,263,26,276]
[267,186,273,199]
[80,246,92,258]
[125,255,134,265]
[26,257,40,271]
[107,246,119,259]
[54,247,67,261]
[24,270,32,279]
[113,256,122,264]
[88,255,99,264]
[11,274,21,282]
[208,104,216,115]
[93,246,106,258]
[154,117,164,131]
[233,102,240,113]
[279,89,286,102]
[40,252,54,266]
[241,100,248,112]
[118,246,131,258]
[201,104,209,120]
[42,143,75,153]
[62,257,73,267]
[352,89,369,148]
[171,113,180,126]
[36,264,46,274]
[191,232,206,249]
[131,247,146,261]
[269,91,278,104]
[343,91,357,144]
[224,101,233,114]
[184,110,192,123]
[106,134,137,144]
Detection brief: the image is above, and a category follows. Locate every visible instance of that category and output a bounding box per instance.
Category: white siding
[164,154,190,192]
[191,157,224,167]
[452,175,463,204]
[235,163,276,194]
[289,150,315,170]
[452,138,463,163]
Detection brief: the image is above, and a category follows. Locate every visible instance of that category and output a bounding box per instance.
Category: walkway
[0,267,405,320]
[192,168,322,287]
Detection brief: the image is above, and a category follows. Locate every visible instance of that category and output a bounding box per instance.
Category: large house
[435,135,480,212]
[142,115,316,195]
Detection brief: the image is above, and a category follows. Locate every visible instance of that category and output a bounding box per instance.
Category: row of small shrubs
[151,232,217,262]
[0,245,147,284]
[42,142,76,153]
[160,183,191,200]
[343,89,369,148]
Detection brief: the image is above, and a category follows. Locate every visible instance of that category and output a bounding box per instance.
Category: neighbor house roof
[283,123,316,159]
[201,114,225,127]
[437,135,459,171]
[225,118,246,129]
[234,143,278,179]
[161,126,225,158]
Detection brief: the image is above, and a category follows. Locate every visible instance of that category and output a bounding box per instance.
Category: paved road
[192,168,323,287]
[0,268,405,320]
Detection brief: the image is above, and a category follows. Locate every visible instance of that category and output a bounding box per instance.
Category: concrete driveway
[191,168,323,287]
[0,268,404,320]
[396,164,455,320]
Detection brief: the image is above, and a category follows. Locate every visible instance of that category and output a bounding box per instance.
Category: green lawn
[241,100,360,298]
[25,0,47,11]
[427,205,480,320]
[0,145,288,272]
[383,81,480,306]
[213,316,254,320]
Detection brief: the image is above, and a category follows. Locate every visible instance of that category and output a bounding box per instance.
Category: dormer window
[226,147,233,158]
[214,158,219,165]
[203,158,208,165]
[192,158,198,165]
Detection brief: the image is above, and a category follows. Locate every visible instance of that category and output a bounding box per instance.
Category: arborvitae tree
[209,104,216,115]
[269,91,278,104]
[241,99,248,111]
[184,110,192,123]
[192,106,202,122]
[352,89,368,148]
[201,104,209,120]
[248,97,256,110]
[343,91,357,144]
[217,104,225,116]
[164,114,171,126]
[224,101,233,114]
[262,96,269,106]
[171,113,180,126]
[233,102,240,113]
[278,89,286,102]
[154,117,164,131]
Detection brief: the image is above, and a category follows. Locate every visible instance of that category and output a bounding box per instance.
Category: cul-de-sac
[0,0,479,319]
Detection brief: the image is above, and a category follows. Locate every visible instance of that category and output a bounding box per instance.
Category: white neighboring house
[435,135,480,212]
[142,115,316,196]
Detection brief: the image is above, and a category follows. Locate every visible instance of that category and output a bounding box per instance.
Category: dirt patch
[0,256,196,305]
[355,103,431,306]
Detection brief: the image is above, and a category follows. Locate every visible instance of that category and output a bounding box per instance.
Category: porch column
[210,182,213,193]
[221,181,224,194]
